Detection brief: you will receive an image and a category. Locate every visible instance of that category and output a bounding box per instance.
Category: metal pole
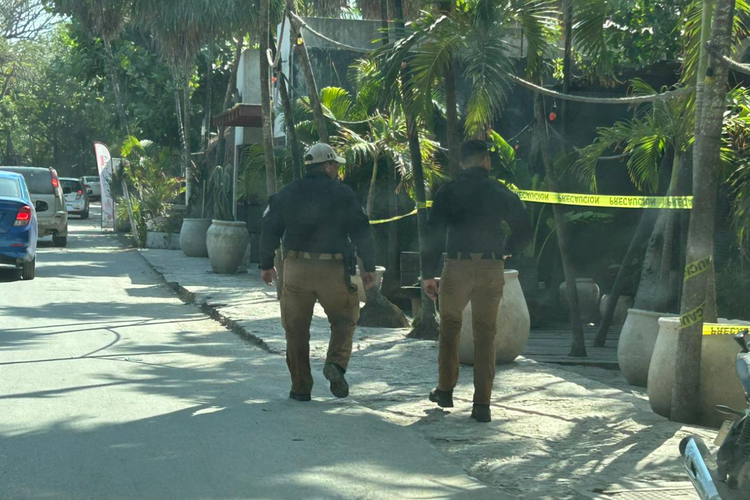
[232,137,239,221]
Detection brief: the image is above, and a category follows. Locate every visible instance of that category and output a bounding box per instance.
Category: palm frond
[573,0,613,78]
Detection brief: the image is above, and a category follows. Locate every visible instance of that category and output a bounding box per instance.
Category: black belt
[446,251,501,261]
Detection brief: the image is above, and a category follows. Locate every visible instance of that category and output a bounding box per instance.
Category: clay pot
[600,295,634,325]
[351,266,386,302]
[559,278,601,324]
[618,308,676,387]
[180,218,212,257]
[647,317,681,418]
[206,221,249,274]
[458,270,530,365]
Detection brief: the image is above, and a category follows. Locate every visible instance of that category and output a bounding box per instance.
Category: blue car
[0,171,38,280]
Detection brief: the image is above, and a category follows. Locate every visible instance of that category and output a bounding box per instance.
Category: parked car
[0,166,68,247]
[0,171,38,280]
[82,175,101,201]
[60,177,90,219]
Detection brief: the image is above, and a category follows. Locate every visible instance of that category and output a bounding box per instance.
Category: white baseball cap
[304,143,346,166]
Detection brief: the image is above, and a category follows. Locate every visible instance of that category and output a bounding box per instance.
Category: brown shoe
[429,388,454,408]
[323,363,349,398]
[470,404,491,422]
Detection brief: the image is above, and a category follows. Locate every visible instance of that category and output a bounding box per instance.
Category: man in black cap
[422,140,532,422]
[260,143,376,402]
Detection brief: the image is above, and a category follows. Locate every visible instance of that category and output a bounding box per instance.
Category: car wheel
[53,235,67,247]
[21,258,36,280]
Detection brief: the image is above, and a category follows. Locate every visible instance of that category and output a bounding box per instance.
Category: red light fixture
[14,206,32,227]
[51,177,59,188]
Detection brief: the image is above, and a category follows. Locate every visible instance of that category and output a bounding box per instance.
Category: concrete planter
[647,317,681,418]
[619,308,677,387]
[647,317,749,427]
[206,221,249,274]
[145,231,180,250]
[179,218,212,258]
[559,278,601,324]
[351,266,386,302]
[600,295,634,325]
[459,270,530,365]
[699,319,750,428]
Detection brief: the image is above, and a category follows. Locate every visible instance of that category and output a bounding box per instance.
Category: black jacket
[423,167,532,279]
[260,171,376,272]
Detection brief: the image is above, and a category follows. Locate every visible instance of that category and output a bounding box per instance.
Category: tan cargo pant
[280,256,360,394]
[438,258,505,405]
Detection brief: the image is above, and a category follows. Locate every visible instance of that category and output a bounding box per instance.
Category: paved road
[0,207,501,500]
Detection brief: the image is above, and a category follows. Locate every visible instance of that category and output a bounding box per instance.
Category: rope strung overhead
[290,12,372,53]
[706,41,750,76]
[290,13,693,105]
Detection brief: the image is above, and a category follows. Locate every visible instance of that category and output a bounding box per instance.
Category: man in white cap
[260,143,376,401]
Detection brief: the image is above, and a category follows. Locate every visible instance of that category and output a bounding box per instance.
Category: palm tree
[672,0,737,425]
[52,0,133,136]
[132,0,242,208]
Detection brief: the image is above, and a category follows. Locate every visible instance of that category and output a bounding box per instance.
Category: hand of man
[423,278,439,301]
[361,271,376,290]
[503,254,512,261]
[261,268,277,286]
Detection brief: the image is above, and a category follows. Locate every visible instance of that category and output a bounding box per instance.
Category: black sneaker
[289,391,311,402]
[470,404,491,422]
[429,388,454,408]
[323,363,349,398]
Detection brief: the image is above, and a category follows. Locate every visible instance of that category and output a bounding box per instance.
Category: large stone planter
[145,231,180,250]
[619,308,677,387]
[351,266,386,302]
[179,218,212,257]
[459,270,530,365]
[647,317,681,418]
[699,319,750,428]
[600,295,634,325]
[206,220,249,274]
[559,278,601,324]
[647,317,749,427]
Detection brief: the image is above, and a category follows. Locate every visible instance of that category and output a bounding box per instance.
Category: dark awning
[212,104,263,128]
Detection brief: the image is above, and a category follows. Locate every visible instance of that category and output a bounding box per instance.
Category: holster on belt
[344,242,357,292]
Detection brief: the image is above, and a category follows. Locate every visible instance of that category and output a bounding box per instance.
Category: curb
[137,249,279,355]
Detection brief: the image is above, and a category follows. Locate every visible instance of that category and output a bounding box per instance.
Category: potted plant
[206,165,249,274]
[121,137,184,249]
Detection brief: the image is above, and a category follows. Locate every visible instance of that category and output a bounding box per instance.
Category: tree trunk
[217,35,245,170]
[271,35,303,180]
[535,96,586,357]
[174,85,190,206]
[654,153,683,312]
[358,163,410,328]
[288,9,329,143]
[383,156,401,297]
[438,1,460,177]
[102,37,130,137]
[224,36,245,111]
[183,64,193,207]
[204,41,215,182]
[671,0,734,424]
[260,1,277,198]
[391,0,439,340]
[561,0,574,138]
[594,209,659,346]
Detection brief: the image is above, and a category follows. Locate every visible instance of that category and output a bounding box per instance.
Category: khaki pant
[280,256,360,394]
[438,258,505,405]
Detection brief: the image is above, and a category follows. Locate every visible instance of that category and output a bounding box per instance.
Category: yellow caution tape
[370,209,418,225]
[684,256,712,282]
[369,188,692,225]
[511,188,693,209]
[680,302,706,329]
[703,323,750,336]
